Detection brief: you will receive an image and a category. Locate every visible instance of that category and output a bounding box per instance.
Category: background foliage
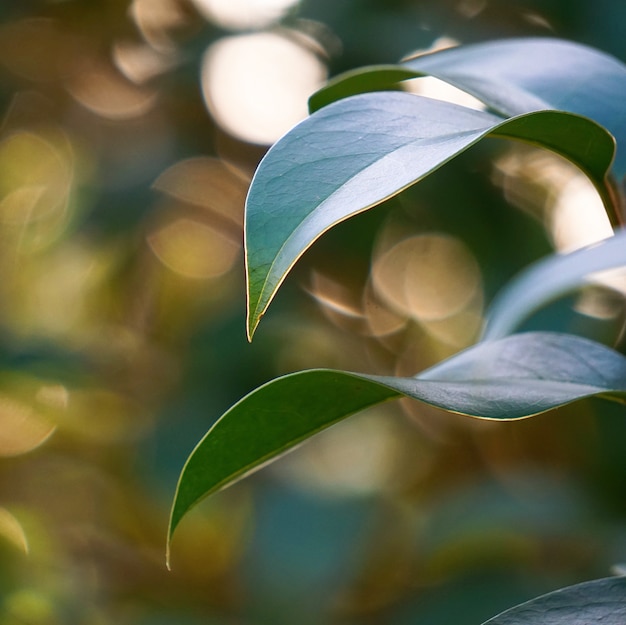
[0,1,625,623]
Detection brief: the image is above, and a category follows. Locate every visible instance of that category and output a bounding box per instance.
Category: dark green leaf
[245,91,614,337]
[168,332,626,559]
[483,228,626,340]
[308,64,420,112]
[481,576,626,625]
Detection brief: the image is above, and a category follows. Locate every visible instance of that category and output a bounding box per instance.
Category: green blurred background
[0,1,625,623]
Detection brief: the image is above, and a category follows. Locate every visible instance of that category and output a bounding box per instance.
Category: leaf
[245,91,614,337]
[168,332,626,560]
[480,576,626,625]
[311,37,626,178]
[483,228,626,341]
[309,64,422,112]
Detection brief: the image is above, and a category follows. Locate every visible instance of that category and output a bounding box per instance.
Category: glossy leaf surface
[483,228,626,340]
[245,91,614,337]
[481,576,626,625]
[168,332,626,557]
[311,38,626,178]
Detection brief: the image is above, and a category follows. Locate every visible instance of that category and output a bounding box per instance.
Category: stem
[605,174,626,230]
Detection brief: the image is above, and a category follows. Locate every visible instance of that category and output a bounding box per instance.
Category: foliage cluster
[170,35,626,624]
[1,1,626,623]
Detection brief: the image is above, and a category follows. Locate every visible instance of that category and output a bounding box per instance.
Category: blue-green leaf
[311,38,626,178]
[403,38,626,178]
[245,91,614,337]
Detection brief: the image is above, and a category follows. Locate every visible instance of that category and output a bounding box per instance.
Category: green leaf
[311,38,626,178]
[483,228,626,341]
[168,332,626,560]
[481,576,626,625]
[308,64,421,112]
[245,91,614,337]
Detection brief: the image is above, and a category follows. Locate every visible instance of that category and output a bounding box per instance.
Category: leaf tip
[246,308,261,342]
[165,514,177,570]
[246,287,266,340]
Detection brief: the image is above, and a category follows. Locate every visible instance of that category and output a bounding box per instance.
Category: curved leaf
[481,576,626,625]
[245,91,614,337]
[311,38,626,178]
[483,228,626,341]
[403,38,626,178]
[168,332,626,559]
[309,64,421,112]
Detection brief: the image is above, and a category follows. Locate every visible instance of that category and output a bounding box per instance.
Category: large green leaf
[310,38,626,178]
[245,91,614,337]
[481,576,626,625]
[168,332,626,560]
[483,228,626,340]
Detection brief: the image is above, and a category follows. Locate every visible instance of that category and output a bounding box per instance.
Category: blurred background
[0,1,625,623]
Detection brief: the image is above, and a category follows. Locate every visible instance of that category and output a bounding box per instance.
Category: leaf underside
[168,332,626,557]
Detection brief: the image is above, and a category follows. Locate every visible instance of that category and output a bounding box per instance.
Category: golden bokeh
[371,233,481,322]
[0,129,73,251]
[153,156,247,229]
[130,0,194,51]
[148,217,240,279]
[0,394,56,458]
[112,40,180,85]
[66,57,158,121]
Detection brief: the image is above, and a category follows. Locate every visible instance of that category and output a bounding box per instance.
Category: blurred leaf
[481,576,626,625]
[482,228,626,341]
[168,331,626,558]
[311,38,626,178]
[245,91,614,337]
